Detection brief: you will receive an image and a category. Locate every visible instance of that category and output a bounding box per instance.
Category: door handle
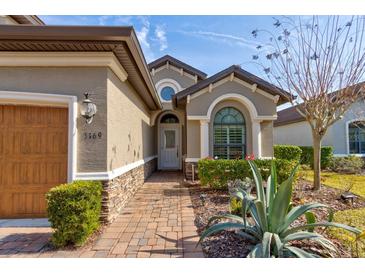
[176,146,179,158]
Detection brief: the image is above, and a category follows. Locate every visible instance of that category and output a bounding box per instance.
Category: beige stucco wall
[106,69,156,171]
[208,100,253,157]
[187,81,277,117]
[261,121,274,157]
[273,120,332,148]
[0,16,18,25]
[187,120,201,158]
[0,67,108,172]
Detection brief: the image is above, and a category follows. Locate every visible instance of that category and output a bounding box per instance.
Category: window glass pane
[361,142,365,154]
[214,126,228,145]
[213,146,227,159]
[228,126,243,144]
[161,114,179,123]
[349,121,365,154]
[164,130,175,148]
[360,129,365,142]
[161,86,175,101]
[213,107,246,159]
[350,142,358,154]
[229,146,244,160]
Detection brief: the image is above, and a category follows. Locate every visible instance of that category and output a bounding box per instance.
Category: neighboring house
[0,16,289,222]
[274,100,365,157]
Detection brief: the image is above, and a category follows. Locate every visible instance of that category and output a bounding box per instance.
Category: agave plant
[199,161,361,258]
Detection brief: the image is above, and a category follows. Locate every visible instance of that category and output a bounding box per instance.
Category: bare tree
[251,16,365,190]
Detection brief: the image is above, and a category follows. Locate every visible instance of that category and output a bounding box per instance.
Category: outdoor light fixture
[80,92,97,124]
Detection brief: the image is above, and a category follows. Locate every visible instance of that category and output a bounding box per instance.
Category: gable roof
[274,105,305,127]
[148,55,207,80]
[275,81,365,127]
[173,65,291,105]
[0,24,161,110]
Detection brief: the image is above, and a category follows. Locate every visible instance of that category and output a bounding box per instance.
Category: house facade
[0,16,289,222]
[274,100,365,157]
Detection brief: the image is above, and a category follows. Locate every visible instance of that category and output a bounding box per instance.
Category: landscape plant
[251,16,365,190]
[329,155,364,173]
[199,161,361,257]
[274,145,302,162]
[46,180,102,247]
[198,158,298,189]
[299,146,333,170]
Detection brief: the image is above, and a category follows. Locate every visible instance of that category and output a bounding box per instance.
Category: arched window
[213,107,246,159]
[160,86,175,101]
[349,121,365,154]
[161,113,179,123]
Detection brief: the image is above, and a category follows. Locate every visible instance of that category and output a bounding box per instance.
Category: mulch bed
[186,179,365,258]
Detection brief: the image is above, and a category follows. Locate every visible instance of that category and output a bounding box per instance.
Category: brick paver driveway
[0,171,204,258]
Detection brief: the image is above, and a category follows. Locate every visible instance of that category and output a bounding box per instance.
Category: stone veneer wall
[184,162,199,181]
[101,158,157,223]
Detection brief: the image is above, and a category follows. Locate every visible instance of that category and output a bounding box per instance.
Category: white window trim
[346,118,365,156]
[155,78,182,103]
[188,93,266,159]
[0,90,78,183]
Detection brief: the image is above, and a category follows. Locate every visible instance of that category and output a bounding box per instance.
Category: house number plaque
[84,132,102,140]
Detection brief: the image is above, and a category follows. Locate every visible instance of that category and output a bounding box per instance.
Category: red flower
[245,154,255,161]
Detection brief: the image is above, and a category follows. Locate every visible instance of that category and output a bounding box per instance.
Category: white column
[252,120,262,158]
[200,120,209,158]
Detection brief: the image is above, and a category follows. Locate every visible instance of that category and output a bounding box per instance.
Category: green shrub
[274,145,302,162]
[197,158,298,189]
[46,180,102,247]
[329,156,364,174]
[299,146,333,169]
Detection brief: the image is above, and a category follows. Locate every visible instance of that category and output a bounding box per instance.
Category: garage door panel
[0,105,68,218]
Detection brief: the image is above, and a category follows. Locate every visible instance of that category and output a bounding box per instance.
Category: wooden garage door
[0,105,68,218]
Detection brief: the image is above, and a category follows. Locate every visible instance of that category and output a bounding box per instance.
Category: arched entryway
[158,112,182,170]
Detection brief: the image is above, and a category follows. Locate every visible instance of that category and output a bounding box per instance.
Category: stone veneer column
[200,119,209,158]
[252,119,262,158]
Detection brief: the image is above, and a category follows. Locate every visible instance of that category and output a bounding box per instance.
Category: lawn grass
[300,169,365,257]
[300,170,365,198]
[328,208,365,257]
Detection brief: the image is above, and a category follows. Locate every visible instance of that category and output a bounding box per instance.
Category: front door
[160,126,180,169]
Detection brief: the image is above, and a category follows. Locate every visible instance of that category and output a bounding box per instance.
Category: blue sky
[40,15,278,78]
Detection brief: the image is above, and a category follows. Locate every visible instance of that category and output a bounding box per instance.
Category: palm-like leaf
[266,163,277,218]
[248,161,266,205]
[278,203,328,233]
[285,246,320,258]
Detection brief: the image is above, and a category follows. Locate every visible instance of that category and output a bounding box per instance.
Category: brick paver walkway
[0,171,204,258]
